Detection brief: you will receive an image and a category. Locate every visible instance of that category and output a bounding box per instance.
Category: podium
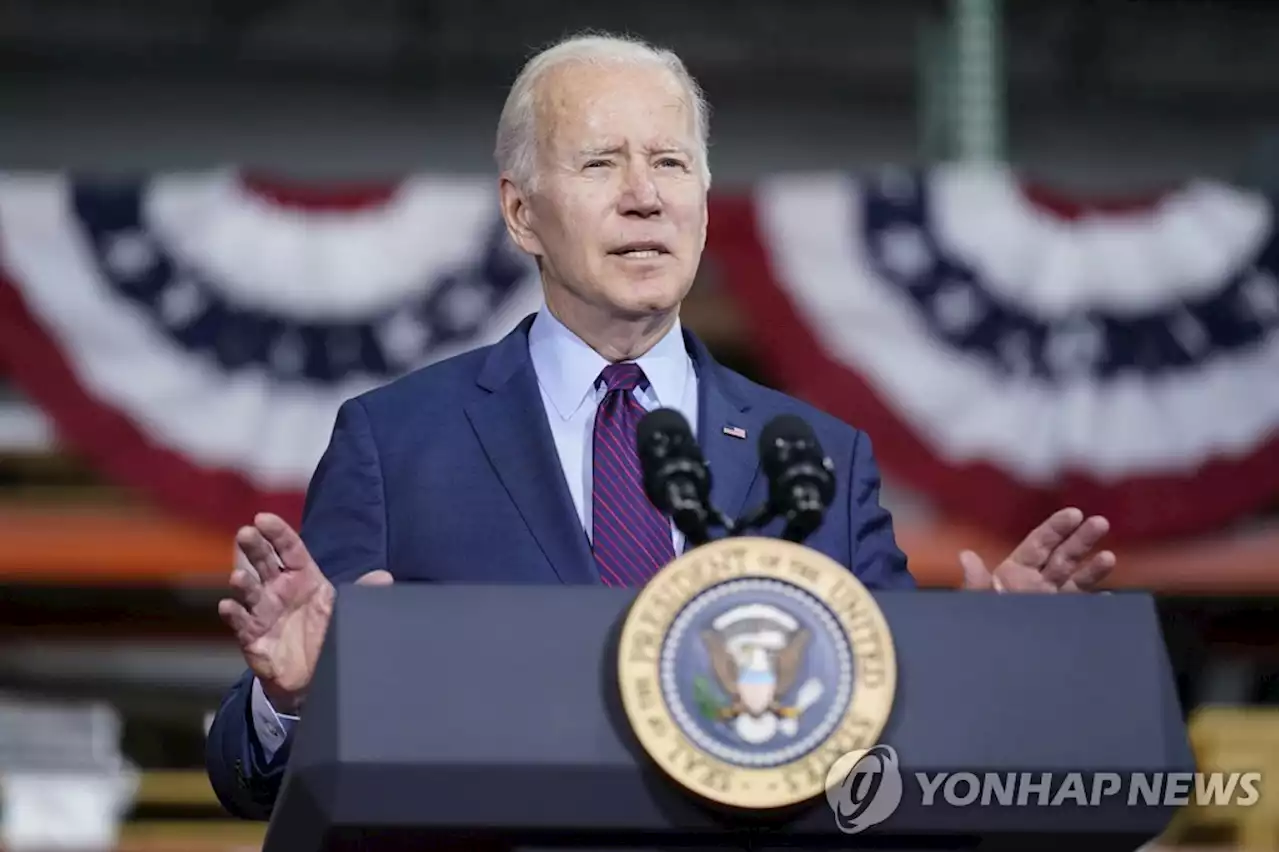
[263,583,1192,851]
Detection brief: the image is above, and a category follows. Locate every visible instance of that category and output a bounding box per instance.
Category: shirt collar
[529,305,692,421]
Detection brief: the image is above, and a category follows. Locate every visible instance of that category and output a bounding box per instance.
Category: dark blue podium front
[262,584,1192,851]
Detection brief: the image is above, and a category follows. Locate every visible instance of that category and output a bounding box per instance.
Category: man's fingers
[994,565,1058,594]
[236,525,282,583]
[227,566,263,609]
[1004,508,1084,572]
[1063,550,1116,593]
[1041,516,1110,587]
[960,552,1053,593]
[217,598,254,637]
[255,513,315,574]
[958,550,993,591]
[959,508,1113,596]
[355,570,394,586]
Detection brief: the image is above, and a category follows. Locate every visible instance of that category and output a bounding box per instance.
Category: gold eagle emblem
[694,604,825,743]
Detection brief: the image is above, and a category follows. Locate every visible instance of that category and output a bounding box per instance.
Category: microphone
[636,408,725,546]
[751,414,837,544]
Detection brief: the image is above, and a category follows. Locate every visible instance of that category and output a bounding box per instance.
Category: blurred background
[0,0,1274,850]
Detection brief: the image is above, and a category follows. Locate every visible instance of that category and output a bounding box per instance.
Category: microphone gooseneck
[636,408,721,546]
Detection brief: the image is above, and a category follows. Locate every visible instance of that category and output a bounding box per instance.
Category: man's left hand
[959,508,1115,593]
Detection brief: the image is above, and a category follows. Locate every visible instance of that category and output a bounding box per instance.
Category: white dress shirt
[250,307,699,761]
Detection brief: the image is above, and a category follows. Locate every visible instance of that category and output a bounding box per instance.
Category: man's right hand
[218,513,392,714]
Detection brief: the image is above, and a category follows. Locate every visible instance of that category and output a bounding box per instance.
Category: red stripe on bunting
[239,171,402,212]
[1018,180,1172,220]
[0,262,305,534]
[705,194,1279,543]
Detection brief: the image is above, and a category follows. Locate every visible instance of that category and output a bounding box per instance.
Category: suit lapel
[686,332,763,535]
[465,320,599,585]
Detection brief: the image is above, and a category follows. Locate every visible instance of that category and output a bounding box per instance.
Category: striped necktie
[590,362,677,586]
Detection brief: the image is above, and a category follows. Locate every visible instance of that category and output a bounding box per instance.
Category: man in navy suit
[206,32,1117,819]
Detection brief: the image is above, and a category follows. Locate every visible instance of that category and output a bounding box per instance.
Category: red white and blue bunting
[0,166,1274,541]
[0,171,543,525]
[712,166,1277,541]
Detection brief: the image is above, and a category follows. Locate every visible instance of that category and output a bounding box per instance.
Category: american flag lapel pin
[722,425,747,440]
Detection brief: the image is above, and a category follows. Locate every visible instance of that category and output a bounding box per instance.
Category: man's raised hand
[218,513,392,713]
[959,507,1116,594]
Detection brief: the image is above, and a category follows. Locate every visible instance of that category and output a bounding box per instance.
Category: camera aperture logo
[824,744,903,834]
[825,745,1264,836]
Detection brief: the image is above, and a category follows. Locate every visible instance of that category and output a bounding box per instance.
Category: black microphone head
[637,407,696,455]
[759,414,815,456]
[759,414,822,475]
[759,414,836,508]
[636,408,710,512]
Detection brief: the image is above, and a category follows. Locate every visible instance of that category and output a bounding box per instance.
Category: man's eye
[658,158,688,170]
[584,159,611,169]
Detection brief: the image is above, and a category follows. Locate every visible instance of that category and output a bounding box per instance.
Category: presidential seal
[616,536,897,811]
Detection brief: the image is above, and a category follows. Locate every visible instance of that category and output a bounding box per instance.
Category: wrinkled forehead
[534,62,697,154]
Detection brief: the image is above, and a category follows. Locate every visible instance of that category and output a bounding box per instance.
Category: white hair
[494,31,712,191]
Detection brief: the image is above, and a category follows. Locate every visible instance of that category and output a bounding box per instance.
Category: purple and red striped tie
[591,363,676,586]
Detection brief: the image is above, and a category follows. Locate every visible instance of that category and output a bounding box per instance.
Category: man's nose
[619,166,661,215]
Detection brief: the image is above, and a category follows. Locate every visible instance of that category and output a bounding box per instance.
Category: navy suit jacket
[205,314,916,819]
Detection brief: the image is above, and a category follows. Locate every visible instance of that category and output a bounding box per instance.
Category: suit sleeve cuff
[250,677,299,762]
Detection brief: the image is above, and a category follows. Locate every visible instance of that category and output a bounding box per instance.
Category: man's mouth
[611,242,669,260]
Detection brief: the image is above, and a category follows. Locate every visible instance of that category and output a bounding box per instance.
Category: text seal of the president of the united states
[617,536,897,811]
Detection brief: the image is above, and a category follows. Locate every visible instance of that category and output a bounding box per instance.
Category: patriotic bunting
[712,166,1277,540]
[0,171,543,526]
[0,166,1274,540]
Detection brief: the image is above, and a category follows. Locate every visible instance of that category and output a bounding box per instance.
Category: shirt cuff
[250,677,299,762]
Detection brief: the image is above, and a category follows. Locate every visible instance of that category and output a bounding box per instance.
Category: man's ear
[498,176,543,258]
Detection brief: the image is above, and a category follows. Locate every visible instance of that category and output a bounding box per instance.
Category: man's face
[502,61,708,323]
